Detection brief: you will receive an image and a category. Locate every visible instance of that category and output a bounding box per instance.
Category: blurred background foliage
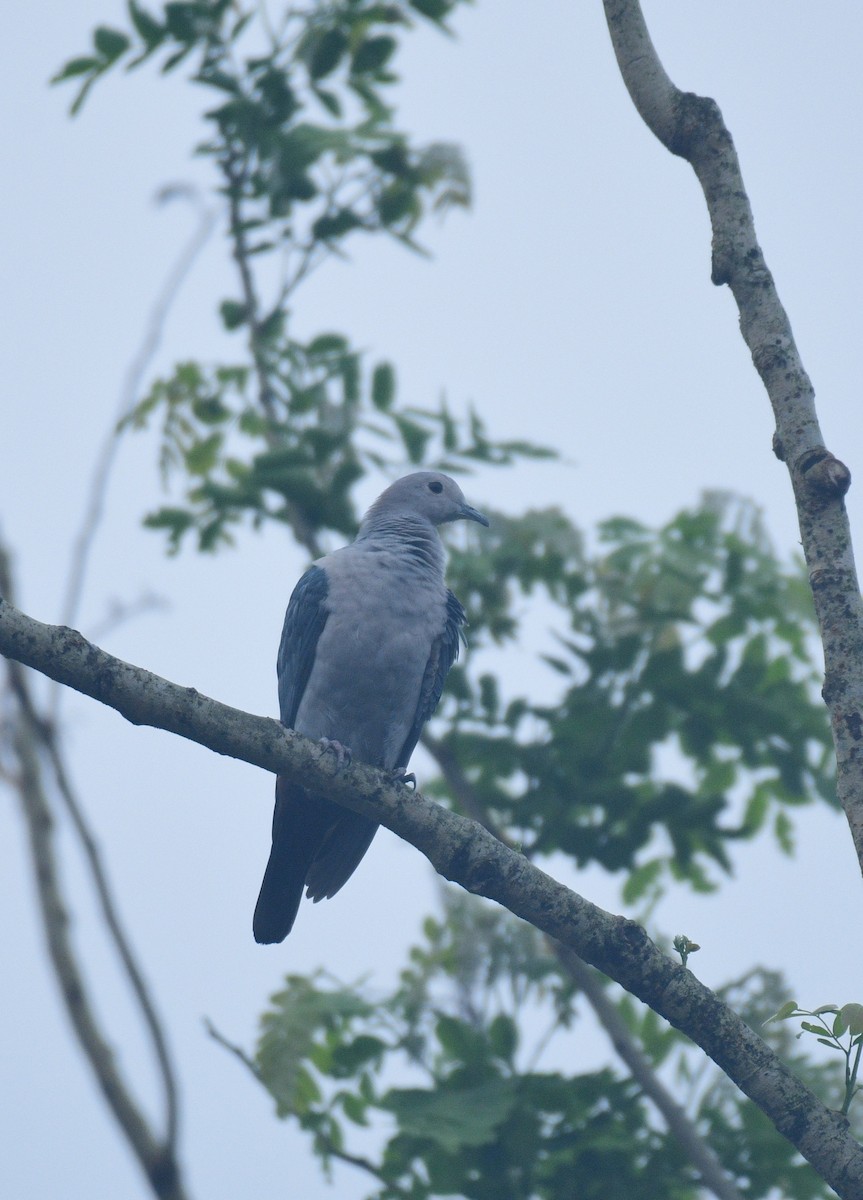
[57,1,842,1196]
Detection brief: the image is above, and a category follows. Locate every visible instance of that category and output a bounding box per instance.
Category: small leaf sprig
[673,934,701,969]
[766,1001,863,1115]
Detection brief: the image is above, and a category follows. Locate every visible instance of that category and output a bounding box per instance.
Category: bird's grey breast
[294,544,447,767]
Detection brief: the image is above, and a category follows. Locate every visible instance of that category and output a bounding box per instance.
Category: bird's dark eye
[428,481,443,494]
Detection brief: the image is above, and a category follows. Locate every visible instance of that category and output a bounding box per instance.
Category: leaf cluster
[766,1000,863,1117]
[436,494,833,901]
[256,897,698,1199]
[254,898,835,1200]
[124,351,548,552]
[54,2,472,248]
[58,1,551,553]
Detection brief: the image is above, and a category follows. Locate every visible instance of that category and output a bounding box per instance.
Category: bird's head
[361,472,490,532]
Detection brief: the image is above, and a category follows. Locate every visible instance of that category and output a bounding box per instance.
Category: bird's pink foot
[318,738,352,769]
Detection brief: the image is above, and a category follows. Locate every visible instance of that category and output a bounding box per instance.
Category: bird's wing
[276,564,329,728]
[395,588,466,768]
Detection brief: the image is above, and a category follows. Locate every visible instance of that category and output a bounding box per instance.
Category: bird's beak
[460,503,490,528]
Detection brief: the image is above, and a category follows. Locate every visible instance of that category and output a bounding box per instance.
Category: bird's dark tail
[253,777,334,944]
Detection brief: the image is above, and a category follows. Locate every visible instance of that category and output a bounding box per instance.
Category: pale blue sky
[2,4,863,1197]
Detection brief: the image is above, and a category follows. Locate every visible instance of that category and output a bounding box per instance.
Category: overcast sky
[3,3,863,1198]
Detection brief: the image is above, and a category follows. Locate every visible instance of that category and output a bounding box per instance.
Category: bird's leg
[318,738,352,769]
[390,767,417,790]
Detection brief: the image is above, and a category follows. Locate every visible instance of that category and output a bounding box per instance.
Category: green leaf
[309,28,349,81]
[306,333,349,357]
[381,1080,518,1152]
[370,143,411,176]
[51,57,100,83]
[394,414,431,463]
[313,87,342,118]
[185,432,223,475]
[351,36,396,76]
[219,300,248,330]
[312,209,362,241]
[331,1034,386,1076]
[410,0,453,21]
[164,2,198,42]
[765,1000,799,1024]
[378,181,418,226]
[191,396,231,424]
[487,1013,518,1062]
[371,362,395,410]
[142,506,194,551]
[341,1092,368,1125]
[774,810,795,855]
[128,1,164,47]
[94,27,131,61]
[841,1003,863,1036]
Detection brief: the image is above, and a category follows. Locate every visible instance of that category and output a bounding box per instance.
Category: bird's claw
[391,767,417,790]
[318,738,352,769]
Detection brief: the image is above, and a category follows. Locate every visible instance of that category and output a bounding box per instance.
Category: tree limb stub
[2,595,862,1196]
[603,0,863,880]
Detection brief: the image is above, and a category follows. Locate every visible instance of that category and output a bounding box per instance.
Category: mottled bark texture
[2,597,862,1196]
[603,0,863,879]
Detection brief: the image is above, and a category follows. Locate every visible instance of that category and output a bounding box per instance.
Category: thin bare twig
[10,686,189,1200]
[0,545,188,1198]
[205,1018,415,1198]
[204,1018,261,1077]
[56,187,217,661]
[28,194,212,1175]
[43,716,181,1150]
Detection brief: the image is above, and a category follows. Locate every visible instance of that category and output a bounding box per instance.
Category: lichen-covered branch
[602,0,863,877]
[1,597,861,1197]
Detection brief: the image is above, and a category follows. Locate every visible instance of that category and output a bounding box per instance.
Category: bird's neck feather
[356,516,445,574]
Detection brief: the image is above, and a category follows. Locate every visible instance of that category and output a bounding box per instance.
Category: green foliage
[254,897,701,1199]
[251,898,838,1199]
[439,493,834,901]
[766,1000,863,1116]
[54,2,472,247]
[124,351,548,551]
[60,0,550,553]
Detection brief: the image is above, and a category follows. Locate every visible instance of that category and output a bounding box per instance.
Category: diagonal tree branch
[602,0,863,878]
[1,596,861,1197]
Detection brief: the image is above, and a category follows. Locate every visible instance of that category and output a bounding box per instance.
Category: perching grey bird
[253,471,489,944]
